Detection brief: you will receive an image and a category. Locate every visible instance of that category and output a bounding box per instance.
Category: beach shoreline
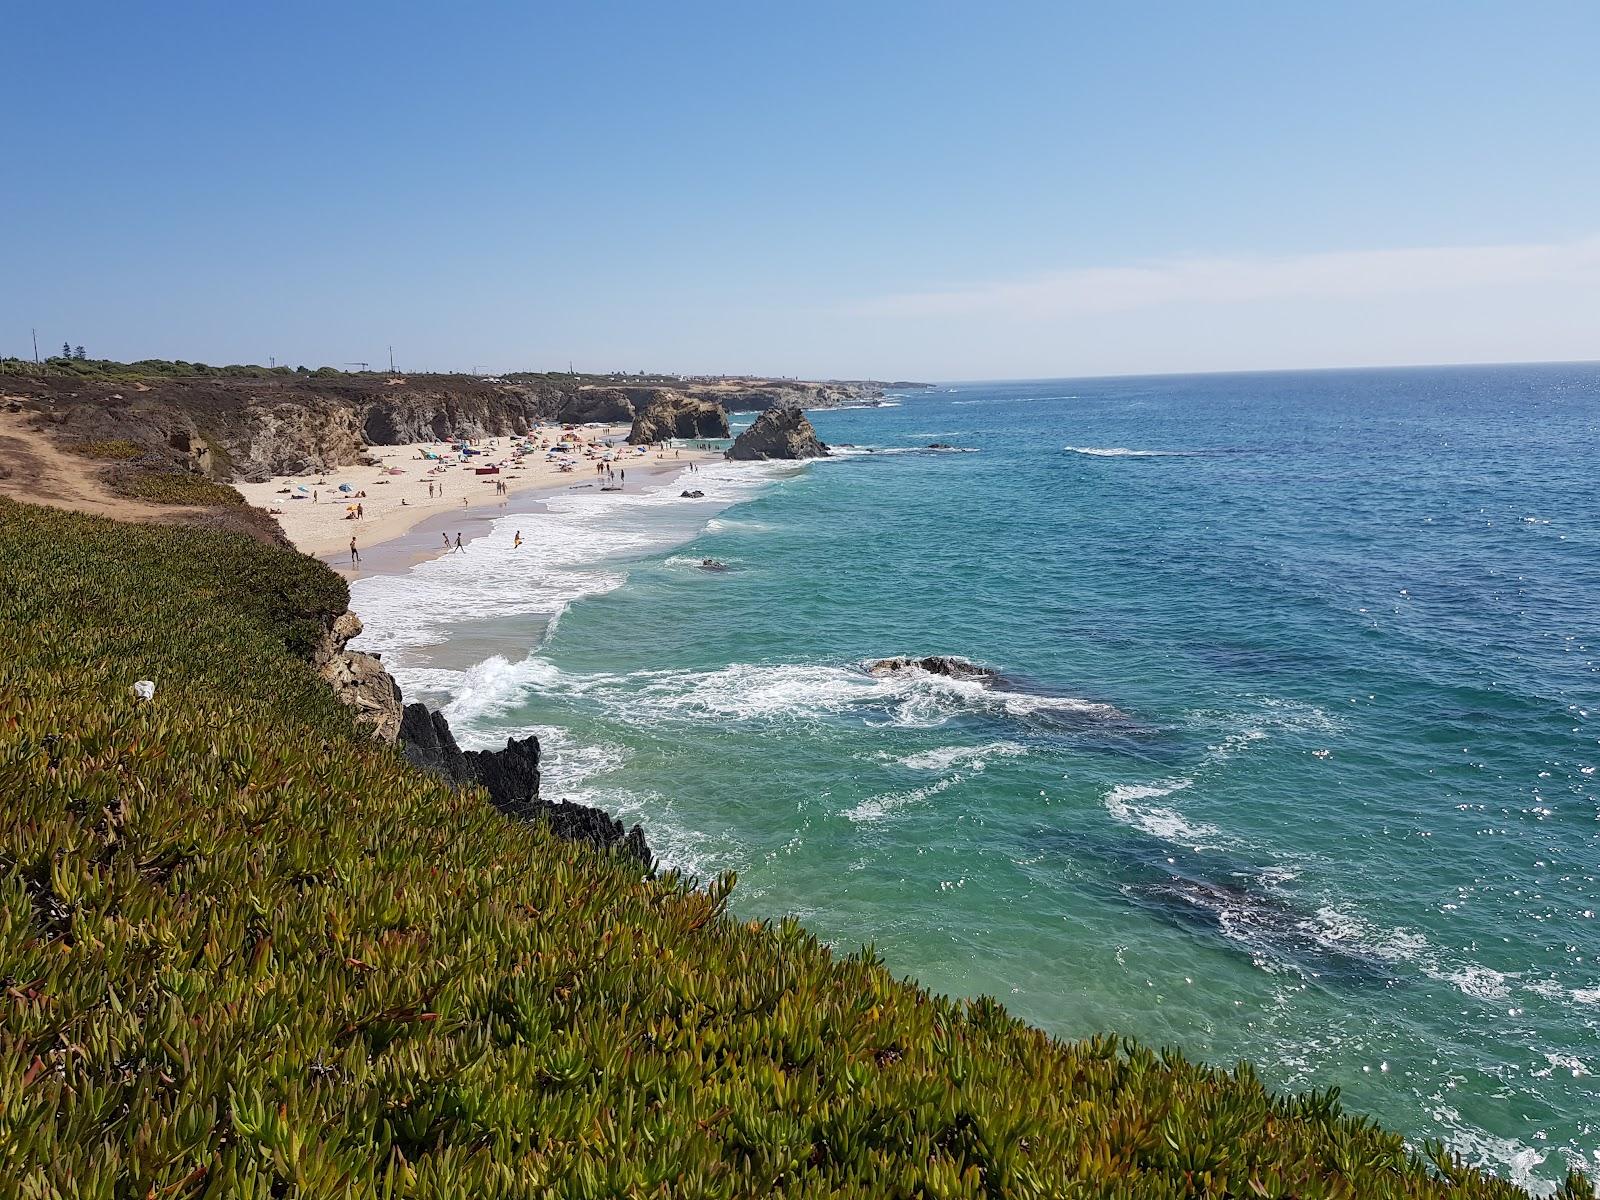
[232,424,723,568]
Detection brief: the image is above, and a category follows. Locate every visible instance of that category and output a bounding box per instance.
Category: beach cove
[332,368,1598,1191]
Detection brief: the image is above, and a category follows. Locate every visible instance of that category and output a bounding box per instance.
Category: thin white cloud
[848,235,1600,320]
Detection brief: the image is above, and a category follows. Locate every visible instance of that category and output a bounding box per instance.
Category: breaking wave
[1062,445,1192,458]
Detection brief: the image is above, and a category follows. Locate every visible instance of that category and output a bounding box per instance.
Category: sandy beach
[235,423,723,563]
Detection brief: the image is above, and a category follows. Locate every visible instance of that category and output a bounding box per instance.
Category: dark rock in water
[698,558,730,572]
[398,701,651,868]
[926,442,955,450]
[680,489,705,498]
[398,703,470,784]
[725,406,829,461]
[867,655,1000,682]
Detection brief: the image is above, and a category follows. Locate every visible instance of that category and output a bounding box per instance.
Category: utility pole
[31,328,39,363]
[388,345,395,372]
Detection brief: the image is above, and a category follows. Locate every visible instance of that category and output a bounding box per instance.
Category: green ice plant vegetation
[0,498,1584,1198]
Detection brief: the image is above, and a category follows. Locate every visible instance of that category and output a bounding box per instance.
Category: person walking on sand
[428,481,434,499]
[349,536,360,567]
[454,533,465,553]
[441,532,450,550]
[313,489,318,503]
[356,502,364,520]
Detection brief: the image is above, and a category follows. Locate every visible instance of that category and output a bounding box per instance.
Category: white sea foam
[898,741,1026,771]
[847,773,962,824]
[1103,779,1219,847]
[350,463,786,683]
[442,654,566,727]
[518,724,626,804]
[1062,445,1190,458]
[581,660,1119,731]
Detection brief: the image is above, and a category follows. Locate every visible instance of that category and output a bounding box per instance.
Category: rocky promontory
[725,406,829,460]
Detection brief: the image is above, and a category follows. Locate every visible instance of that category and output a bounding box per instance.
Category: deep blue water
[354,363,1600,1189]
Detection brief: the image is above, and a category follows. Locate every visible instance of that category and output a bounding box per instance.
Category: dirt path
[0,408,202,523]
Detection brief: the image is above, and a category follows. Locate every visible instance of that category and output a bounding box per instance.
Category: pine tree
[62,342,71,359]
[72,345,86,360]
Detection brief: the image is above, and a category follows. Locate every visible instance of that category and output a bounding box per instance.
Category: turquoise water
[353,364,1600,1188]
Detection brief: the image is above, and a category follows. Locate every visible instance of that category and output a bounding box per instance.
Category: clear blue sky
[5,1,1598,379]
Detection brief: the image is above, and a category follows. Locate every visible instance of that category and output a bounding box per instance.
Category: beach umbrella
[295,485,309,493]
[337,483,353,493]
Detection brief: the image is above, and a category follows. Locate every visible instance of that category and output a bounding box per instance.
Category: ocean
[350,363,1600,1190]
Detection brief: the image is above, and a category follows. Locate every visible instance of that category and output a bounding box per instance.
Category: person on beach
[454,533,465,553]
[313,489,318,503]
[441,532,450,550]
[349,536,360,567]
[428,481,434,499]
[513,531,522,549]
[461,496,467,507]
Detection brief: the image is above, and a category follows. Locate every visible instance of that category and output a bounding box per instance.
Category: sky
[4,1,1598,380]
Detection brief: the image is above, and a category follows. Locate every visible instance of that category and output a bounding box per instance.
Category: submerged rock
[725,406,829,461]
[680,489,705,498]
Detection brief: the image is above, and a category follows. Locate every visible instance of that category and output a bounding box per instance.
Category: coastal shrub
[0,498,1575,1199]
[64,437,145,460]
[116,469,246,506]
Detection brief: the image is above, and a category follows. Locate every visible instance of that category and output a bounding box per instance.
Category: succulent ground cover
[63,439,145,461]
[112,471,247,507]
[0,498,1578,1199]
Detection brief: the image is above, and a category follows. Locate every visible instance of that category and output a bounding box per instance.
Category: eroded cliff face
[359,383,564,448]
[627,390,731,444]
[309,610,404,742]
[5,371,900,483]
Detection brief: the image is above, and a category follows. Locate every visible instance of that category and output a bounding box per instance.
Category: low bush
[64,437,145,460]
[116,470,246,506]
[0,500,1574,1199]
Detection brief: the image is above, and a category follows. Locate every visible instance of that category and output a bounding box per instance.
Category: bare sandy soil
[0,407,203,523]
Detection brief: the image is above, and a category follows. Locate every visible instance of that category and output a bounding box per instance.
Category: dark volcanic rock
[867,655,1000,682]
[399,702,651,867]
[725,407,829,461]
[680,489,705,498]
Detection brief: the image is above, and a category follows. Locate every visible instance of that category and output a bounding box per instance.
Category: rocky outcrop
[558,388,636,425]
[868,655,1000,682]
[398,702,652,867]
[310,611,404,741]
[627,391,730,444]
[690,381,895,413]
[725,407,829,460]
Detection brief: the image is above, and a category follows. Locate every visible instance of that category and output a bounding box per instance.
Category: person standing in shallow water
[441,532,449,551]
[349,536,360,567]
[454,533,465,553]
[513,530,522,549]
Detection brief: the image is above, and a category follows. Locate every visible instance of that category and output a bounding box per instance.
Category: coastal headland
[0,356,1564,1197]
